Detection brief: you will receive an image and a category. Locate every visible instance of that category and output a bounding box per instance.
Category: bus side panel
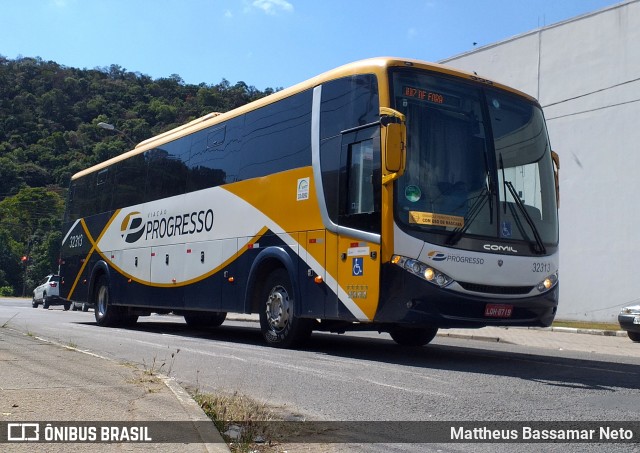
[300,230,332,319]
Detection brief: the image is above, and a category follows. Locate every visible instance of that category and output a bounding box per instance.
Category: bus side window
[319,74,380,225]
[113,154,147,208]
[145,138,190,202]
[95,168,113,214]
[187,127,228,192]
[239,90,312,180]
[346,140,375,215]
[338,136,381,234]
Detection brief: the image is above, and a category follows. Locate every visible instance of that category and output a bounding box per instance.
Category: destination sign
[403,86,460,108]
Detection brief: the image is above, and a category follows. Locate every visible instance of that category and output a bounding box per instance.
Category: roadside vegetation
[552,320,620,331]
[0,55,276,296]
[193,390,285,452]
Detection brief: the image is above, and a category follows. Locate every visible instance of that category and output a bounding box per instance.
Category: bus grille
[458,282,535,295]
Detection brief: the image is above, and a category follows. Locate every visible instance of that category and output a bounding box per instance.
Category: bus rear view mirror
[385,122,405,173]
[380,107,406,183]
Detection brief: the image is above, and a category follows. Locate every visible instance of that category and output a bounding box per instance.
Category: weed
[552,320,620,331]
[1,313,19,328]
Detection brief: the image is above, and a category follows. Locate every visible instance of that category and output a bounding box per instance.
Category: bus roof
[72,57,538,181]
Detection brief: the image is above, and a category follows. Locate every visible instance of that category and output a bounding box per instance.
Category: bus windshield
[391,69,558,252]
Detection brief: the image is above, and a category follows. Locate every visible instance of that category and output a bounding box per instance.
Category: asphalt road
[1,297,639,452]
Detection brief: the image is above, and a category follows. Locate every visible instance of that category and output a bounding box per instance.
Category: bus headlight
[536,272,558,292]
[392,255,453,288]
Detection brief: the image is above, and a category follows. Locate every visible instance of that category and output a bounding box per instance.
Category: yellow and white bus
[59,57,559,348]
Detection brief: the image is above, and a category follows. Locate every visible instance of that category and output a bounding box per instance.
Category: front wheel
[628,331,640,343]
[32,298,38,308]
[390,326,439,346]
[258,268,312,348]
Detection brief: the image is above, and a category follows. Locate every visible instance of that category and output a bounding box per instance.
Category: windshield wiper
[503,180,546,255]
[446,188,489,246]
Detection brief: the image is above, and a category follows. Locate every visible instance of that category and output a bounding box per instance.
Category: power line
[542,76,640,108]
[546,97,640,121]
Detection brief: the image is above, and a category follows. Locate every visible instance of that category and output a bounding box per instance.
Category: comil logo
[120,211,145,244]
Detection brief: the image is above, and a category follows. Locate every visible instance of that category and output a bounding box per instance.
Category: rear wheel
[81,302,90,312]
[71,303,78,311]
[390,326,439,346]
[63,302,71,311]
[94,275,122,327]
[628,331,640,343]
[42,293,49,309]
[32,298,38,308]
[184,312,227,329]
[258,268,312,348]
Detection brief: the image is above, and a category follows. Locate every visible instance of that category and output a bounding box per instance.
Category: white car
[32,275,70,310]
[618,305,640,343]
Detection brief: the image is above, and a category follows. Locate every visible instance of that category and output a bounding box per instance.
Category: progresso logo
[119,209,215,244]
[427,251,447,262]
[120,211,145,243]
[427,250,484,265]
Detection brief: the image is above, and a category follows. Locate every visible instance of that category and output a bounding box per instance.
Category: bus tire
[259,268,312,348]
[94,274,121,327]
[184,312,227,329]
[390,326,438,346]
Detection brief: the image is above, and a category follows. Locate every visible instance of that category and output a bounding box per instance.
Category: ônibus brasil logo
[120,209,215,244]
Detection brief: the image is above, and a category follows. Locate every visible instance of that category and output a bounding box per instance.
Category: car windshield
[391,69,558,251]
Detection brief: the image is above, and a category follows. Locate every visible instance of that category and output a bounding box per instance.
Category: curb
[527,326,628,337]
[161,377,230,453]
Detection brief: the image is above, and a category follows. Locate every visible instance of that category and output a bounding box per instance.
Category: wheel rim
[265,285,290,333]
[97,285,108,318]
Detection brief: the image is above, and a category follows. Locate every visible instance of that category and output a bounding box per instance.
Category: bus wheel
[390,327,438,346]
[259,268,312,348]
[94,275,121,327]
[184,312,227,329]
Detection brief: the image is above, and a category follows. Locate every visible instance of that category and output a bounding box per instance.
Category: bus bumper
[375,265,558,328]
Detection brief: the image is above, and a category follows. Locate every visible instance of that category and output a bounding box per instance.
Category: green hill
[0,55,274,296]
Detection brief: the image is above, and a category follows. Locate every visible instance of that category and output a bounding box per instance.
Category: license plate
[484,304,513,318]
[633,316,640,325]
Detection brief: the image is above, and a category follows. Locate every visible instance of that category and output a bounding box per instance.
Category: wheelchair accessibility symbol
[352,258,364,276]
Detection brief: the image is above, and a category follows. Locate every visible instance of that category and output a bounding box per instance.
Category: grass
[193,390,290,453]
[552,320,621,331]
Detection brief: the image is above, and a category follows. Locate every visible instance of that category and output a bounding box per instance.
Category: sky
[0,0,627,90]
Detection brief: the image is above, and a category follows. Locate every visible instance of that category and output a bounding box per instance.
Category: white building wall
[441,0,640,322]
